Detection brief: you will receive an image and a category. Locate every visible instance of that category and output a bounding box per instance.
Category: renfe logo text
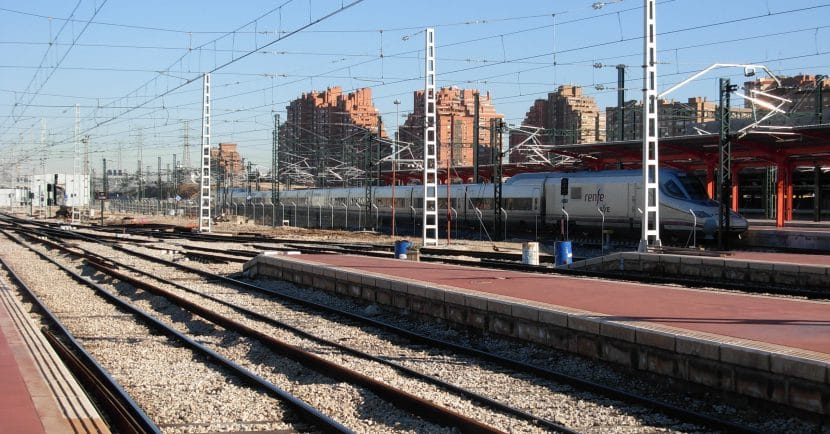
[584,189,604,203]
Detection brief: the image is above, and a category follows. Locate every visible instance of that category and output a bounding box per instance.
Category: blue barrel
[555,241,572,266]
[394,240,412,259]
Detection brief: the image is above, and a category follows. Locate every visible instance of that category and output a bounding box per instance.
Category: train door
[462,185,470,227]
[543,177,561,225]
[538,181,546,225]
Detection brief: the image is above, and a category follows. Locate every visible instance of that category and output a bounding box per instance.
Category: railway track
[5,214,828,300]
[1,227,547,432]
[1,230,353,433]
[0,256,159,434]
[0,217,778,433]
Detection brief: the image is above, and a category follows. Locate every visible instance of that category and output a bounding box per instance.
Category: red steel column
[776,166,785,227]
[786,166,794,221]
[706,165,715,199]
[731,170,739,212]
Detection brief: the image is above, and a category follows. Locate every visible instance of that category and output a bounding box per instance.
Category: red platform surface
[296,254,830,355]
[728,251,830,266]
[0,302,46,434]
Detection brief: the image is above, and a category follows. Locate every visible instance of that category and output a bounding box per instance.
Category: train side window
[677,174,709,200]
[664,180,685,199]
[570,187,582,200]
[507,198,532,210]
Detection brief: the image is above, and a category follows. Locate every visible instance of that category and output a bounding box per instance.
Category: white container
[522,241,539,265]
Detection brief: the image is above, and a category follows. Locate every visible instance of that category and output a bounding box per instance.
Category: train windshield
[676,174,709,201]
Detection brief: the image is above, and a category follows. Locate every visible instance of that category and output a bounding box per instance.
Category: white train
[227,169,748,241]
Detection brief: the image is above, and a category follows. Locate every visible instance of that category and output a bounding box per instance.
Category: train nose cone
[730,211,749,232]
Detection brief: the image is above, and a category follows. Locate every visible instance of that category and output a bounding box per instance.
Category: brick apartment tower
[400,87,503,175]
[744,74,829,124]
[210,143,244,185]
[606,97,720,140]
[283,86,386,186]
[605,96,757,140]
[511,85,605,163]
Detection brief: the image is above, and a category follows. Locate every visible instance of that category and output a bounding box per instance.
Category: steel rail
[108,243,761,434]
[171,243,259,257]
[0,217,777,431]
[78,257,506,434]
[65,243,575,433]
[5,225,507,434]
[1,230,355,434]
[180,250,249,263]
[0,253,160,434]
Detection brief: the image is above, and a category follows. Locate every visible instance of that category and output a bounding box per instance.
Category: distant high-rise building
[510,85,605,163]
[400,87,503,174]
[743,74,829,124]
[211,143,244,185]
[282,86,385,186]
[607,97,717,140]
[606,96,754,140]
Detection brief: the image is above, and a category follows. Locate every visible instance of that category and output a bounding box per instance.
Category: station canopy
[383,124,830,184]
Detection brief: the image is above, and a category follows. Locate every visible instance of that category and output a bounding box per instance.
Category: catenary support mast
[199,73,212,232]
[638,0,661,252]
[422,28,438,246]
[272,113,280,226]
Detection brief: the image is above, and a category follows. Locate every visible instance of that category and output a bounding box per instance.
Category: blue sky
[2,0,829,176]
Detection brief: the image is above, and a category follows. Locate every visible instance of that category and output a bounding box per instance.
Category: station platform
[245,252,830,416]
[0,279,109,434]
[742,219,830,251]
[568,249,830,293]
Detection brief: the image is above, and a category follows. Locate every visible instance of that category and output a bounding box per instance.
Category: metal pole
[422,27,438,246]
[172,153,177,199]
[199,73,212,232]
[364,132,372,230]
[447,113,453,244]
[157,156,162,210]
[473,92,480,183]
[638,0,661,252]
[616,64,625,141]
[247,160,252,197]
[102,158,107,226]
[492,119,504,241]
[392,100,399,237]
[598,207,605,255]
[817,75,825,125]
[376,115,382,186]
[718,78,735,250]
[272,113,280,226]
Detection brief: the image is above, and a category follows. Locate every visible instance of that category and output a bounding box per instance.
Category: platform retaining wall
[566,252,830,293]
[245,254,830,416]
[742,229,830,251]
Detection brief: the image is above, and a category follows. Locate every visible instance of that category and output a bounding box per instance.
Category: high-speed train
[227,168,748,240]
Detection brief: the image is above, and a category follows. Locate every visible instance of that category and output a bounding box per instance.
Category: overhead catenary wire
[4,1,828,175]
[40,1,365,150]
[0,0,109,140]
[2,1,366,169]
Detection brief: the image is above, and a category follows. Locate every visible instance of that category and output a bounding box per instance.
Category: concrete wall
[742,230,830,251]
[245,254,830,416]
[568,252,830,293]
